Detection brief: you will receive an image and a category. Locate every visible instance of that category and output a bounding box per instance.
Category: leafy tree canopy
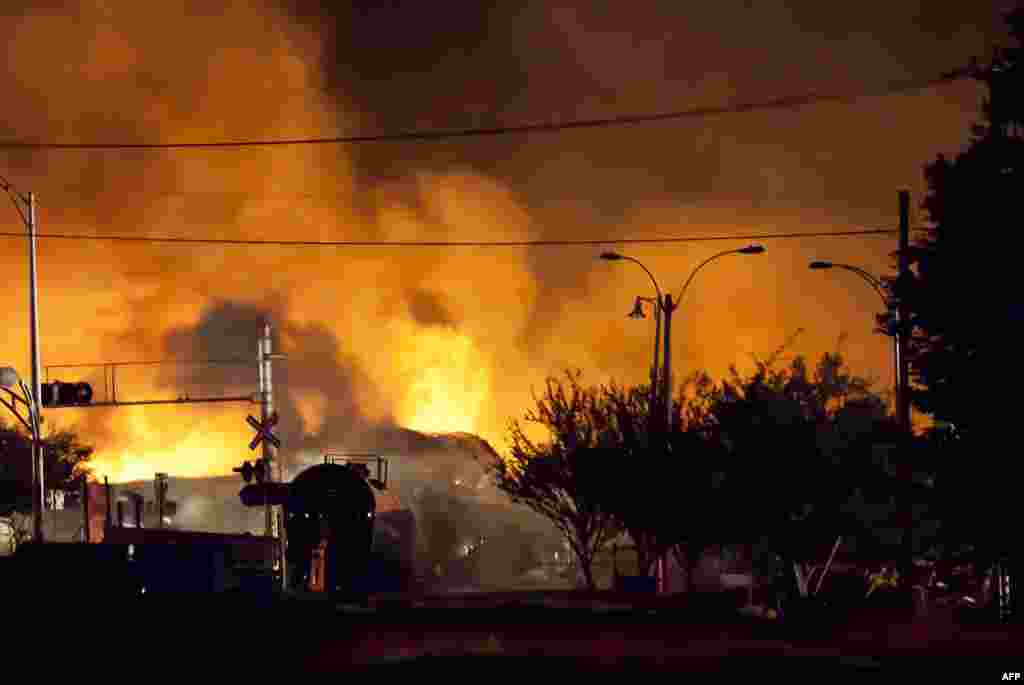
[0,419,94,518]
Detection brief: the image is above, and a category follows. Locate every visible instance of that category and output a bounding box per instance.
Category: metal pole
[156,473,167,529]
[650,302,661,433]
[662,294,673,437]
[261,323,286,589]
[895,190,915,579]
[892,332,900,414]
[897,191,912,436]
[658,293,674,593]
[82,478,90,543]
[104,477,112,533]
[260,325,272,538]
[28,192,45,543]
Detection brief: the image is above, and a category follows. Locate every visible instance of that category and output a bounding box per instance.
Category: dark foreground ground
[20,591,1023,674]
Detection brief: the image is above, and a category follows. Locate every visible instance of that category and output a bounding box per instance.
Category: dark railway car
[284,462,377,597]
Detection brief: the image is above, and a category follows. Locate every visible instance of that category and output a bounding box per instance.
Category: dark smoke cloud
[407,288,458,329]
[157,297,386,469]
[153,297,497,480]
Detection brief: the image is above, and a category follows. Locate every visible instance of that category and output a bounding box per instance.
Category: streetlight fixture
[601,244,766,593]
[808,260,905,434]
[665,245,766,432]
[1,174,45,543]
[626,295,662,423]
[0,366,43,532]
[602,244,767,432]
[600,252,665,431]
[628,296,647,320]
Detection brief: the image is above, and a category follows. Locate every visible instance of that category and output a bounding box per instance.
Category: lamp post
[662,245,766,433]
[601,243,767,444]
[601,244,766,592]
[629,296,662,425]
[1,175,44,543]
[0,366,42,541]
[808,260,905,434]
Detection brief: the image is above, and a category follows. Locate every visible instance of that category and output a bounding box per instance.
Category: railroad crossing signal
[233,459,270,484]
[247,412,280,450]
[233,461,255,483]
[239,482,289,507]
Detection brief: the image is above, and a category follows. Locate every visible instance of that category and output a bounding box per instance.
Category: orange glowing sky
[0,2,1009,481]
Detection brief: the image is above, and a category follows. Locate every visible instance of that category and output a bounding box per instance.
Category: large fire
[0,4,910,488]
[396,328,490,437]
[83,325,499,484]
[86,405,251,483]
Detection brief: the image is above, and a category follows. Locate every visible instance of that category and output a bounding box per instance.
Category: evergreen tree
[887,6,1023,562]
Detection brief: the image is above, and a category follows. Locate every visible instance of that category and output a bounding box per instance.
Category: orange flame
[395,326,491,437]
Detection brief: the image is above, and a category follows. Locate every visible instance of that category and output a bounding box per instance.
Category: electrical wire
[0,227,901,248]
[0,69,971,151]
[44,359,250,368]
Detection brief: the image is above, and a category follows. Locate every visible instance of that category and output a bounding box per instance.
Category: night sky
[0,2,1013,481]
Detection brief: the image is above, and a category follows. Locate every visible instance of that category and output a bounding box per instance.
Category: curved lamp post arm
[674,248,744,306]
[0,175,30,227]
[619,255,664,309]
[831,264,891,309]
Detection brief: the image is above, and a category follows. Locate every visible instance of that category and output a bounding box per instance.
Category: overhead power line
[0,70,971,151]
[0,227,901,248]
[45,359,250,369]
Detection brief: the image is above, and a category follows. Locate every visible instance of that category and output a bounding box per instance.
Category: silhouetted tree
[883,5,1024,566]
[0,419,93,548]
[588,381,692,580]
[688,347,910,598]
[490,371,623,590]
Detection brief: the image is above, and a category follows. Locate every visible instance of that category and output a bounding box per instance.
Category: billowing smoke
[157,298,383,470]
[407,289,459,330]
[0,2,1011,585]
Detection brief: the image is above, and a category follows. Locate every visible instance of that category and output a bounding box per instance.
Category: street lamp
[664,245,766,433]
[600,254,664,432]
[808,260,905,434]
[1,174,44,543]
[602,244,766,593]
[628,296,663,428]
[602,245,766,434]
[0,366,42,535]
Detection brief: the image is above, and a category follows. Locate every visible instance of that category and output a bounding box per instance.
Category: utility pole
[897,191,912,437]
[27,191,45,544]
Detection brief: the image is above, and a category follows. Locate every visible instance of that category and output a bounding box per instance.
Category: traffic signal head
[41,381,93,407]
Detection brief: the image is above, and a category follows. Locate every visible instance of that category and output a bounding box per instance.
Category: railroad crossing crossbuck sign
[248,412,281,450]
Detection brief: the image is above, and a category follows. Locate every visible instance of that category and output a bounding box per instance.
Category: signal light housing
[254,459,267,484]
[40,381,93,407]
[233,461,255,484]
